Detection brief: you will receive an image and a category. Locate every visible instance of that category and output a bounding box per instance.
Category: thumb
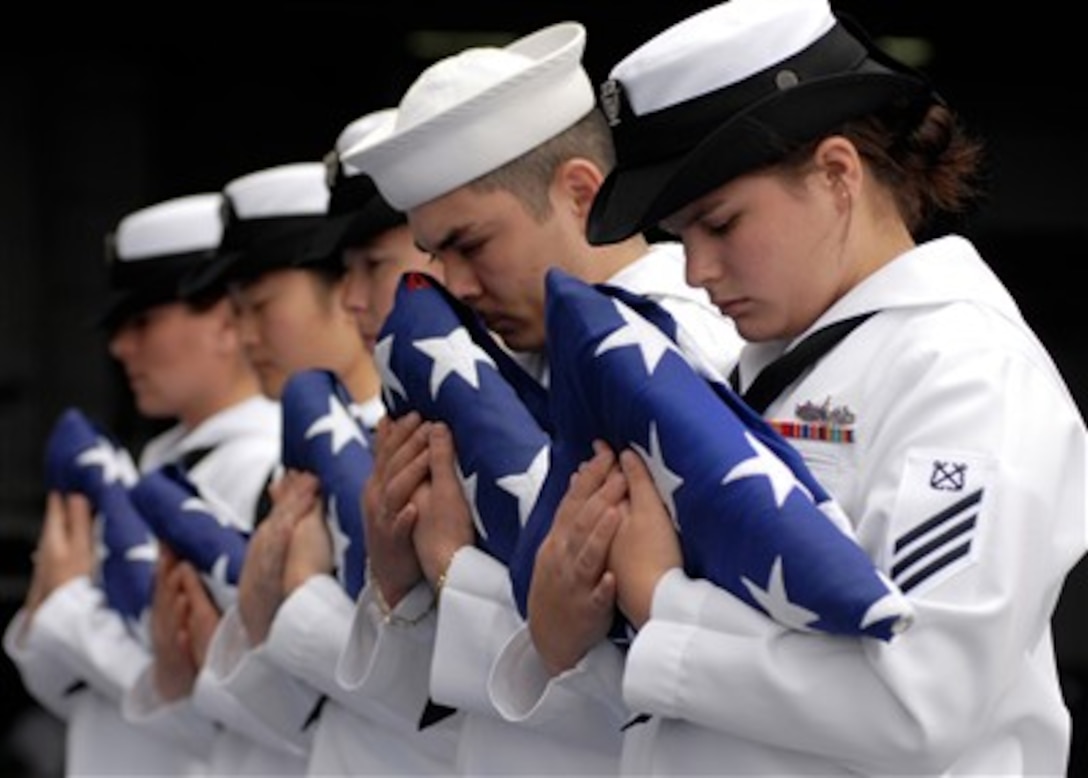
[619,449,656,499]
[40,491,67,548]
[64,493,96,559]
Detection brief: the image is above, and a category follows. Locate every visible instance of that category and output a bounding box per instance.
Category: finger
[569,445,618,503]
[619,448,656,498]
[385,412,423,450]
[39,491,67,549]
[426,423,461,490]
[286,469,320,494]
[267,471,287,503]
[270,473,320,526]
[555,454,623,545]
[391,501,419,540]
[592,569,618,611]
[63,493,95,559]
[159,544,179,569]
[384,445,431,514]
[376,413,425,475]
[574,504,621,580]
[591,438,616,458]
[385,417,432,478]
[166,557,194,591]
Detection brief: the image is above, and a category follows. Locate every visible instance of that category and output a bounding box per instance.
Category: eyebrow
[415,223,471,256]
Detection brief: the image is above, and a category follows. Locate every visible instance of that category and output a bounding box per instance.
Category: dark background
[1,3,1085,774]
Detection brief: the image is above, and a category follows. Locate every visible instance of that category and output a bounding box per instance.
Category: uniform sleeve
[121,665,217,756]
[333,580,461,773]
[430,546,525,715]
[335,578,438,727]
[488,622,629,750]
[4,606,80,721]
[13,577,150,706]
[199,603,319,755]
[623,326,1088,775]
[263,574,353,702]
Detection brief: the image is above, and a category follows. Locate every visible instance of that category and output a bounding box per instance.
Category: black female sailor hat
[587,0,938,245]
[183,162,331,295]
[99,193,225,331]
[306,108,405,262]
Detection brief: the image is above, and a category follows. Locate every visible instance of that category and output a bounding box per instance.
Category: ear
[209,297,241,353]
[813,135,863,200]
[553,157,604,219]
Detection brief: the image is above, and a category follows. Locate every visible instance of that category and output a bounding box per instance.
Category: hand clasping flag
[513,269,913,641]
[129,464,249,611]
[43,407,156,626]
[374,272,551,565]
[280,368,372,599]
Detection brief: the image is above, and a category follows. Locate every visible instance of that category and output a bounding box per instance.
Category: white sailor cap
[100,193,225,330]
[308,108,405,262]
[587,0,936,244]
[343,22,594,211]
[185,162,331,294]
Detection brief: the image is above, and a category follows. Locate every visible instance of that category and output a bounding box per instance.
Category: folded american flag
[280,368,372,598]
[374,272,551,565]
[513,269,913,641]
[43,407,156,626]
[129,464,249,610]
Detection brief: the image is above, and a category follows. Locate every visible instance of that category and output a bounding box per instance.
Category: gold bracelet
[368,562,435,627]
[433,549,457,604]
[384,600,436,628]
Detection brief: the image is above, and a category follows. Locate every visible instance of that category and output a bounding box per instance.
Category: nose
[107,324,134,361]
[437,254,481,302]
[340,269,368,314]
[682,236,720,291]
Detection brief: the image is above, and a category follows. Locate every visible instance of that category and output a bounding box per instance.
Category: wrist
[431,547,461,604]
[368,562,434,627]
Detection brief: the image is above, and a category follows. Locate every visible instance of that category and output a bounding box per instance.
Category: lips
[713,297,748,318]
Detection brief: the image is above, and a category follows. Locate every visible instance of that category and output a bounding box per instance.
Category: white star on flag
[306,395,366,455]
[77,439,139,486]
[125,540,159,563]
[374,334,406,407]
[743,556,819,631]
[631,422,684,525]
[325,495,352,580]
[205,554,235,606]
[414,327,497,398]
[595,298,677,375]
[457,466,487,540]
[496,445,550,527]
[722,431,813,508]
[181,496,213,514]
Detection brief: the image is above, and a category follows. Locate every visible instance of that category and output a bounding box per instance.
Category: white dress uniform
[122,396,302,776]
[590,235,1086,776]
[4,393,281,777]
[200,396,462,775]
[364,242,741,775]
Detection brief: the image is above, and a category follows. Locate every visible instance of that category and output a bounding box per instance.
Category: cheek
[733,225,796,289]
[374,276,400,322]
[252,307,298,358]
[340,271,366,307]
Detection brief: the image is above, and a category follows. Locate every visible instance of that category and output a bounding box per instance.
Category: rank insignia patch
[887,450,994,595]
